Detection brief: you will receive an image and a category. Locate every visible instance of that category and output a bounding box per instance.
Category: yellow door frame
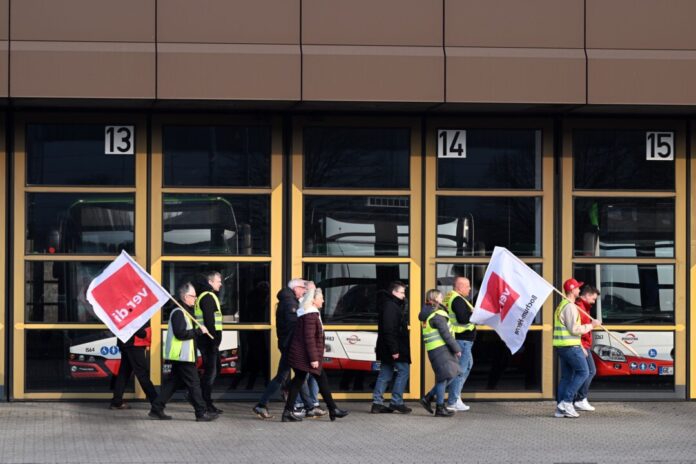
[12,113,147,399]
[690,120,695,400]
[561,119,687,398]
[424,118,555,400]
[149,115,283,388]
[0,114,6,399]
[291,116,422,400]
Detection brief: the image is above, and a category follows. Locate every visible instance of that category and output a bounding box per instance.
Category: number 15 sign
[438,130,466,158]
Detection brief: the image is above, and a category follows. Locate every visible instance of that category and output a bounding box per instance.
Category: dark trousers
[111,346,158,406]
[284,368,337,412]
[199,344,219,407]
[152,361,207,417]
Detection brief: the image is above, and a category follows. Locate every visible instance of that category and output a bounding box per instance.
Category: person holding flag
[149,281,218,422]
[573,285,600,412]
[553,278,600,419]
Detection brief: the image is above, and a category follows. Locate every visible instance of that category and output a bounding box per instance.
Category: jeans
[446,340,473,406]
[574,348,596,401]
[372,361,410,406]
[294,375,319,409]
[556,346,589,404]
[426,380,451,405]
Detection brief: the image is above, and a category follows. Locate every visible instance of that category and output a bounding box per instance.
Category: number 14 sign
[438,130,466,158]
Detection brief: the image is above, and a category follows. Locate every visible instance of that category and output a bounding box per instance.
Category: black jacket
[451,294,477,342]
[195,280,222,348]
[276,287,300,351]
[375,290,411,364]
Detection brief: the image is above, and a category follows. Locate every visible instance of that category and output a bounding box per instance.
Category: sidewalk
[0,401,694,464]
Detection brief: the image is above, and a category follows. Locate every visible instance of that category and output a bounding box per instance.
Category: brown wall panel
[0,0,8,40]
[303,45,443,102]
[10,42,155,98]
[10,0,155,42]
[158,44,300,100]
[587,0,696,50]
[446,47,585,104]
[0,41,7,97]
[303,0,441,46]
[588,50,696,105]
[445,0,584,49]
[158,0,299,44]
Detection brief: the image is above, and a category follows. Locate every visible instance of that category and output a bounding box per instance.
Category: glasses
[184,293,196,299]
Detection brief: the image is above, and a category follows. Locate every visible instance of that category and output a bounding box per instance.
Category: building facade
[1,0,695,402]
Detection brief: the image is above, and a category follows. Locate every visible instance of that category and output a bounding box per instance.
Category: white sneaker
[574,398,595,411]
[557,401,579,418]
[446,398,470,412]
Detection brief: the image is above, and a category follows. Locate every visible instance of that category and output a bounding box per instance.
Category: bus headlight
[593,345,626,362]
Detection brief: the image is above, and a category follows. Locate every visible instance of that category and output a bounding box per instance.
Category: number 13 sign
[438,130,466,158]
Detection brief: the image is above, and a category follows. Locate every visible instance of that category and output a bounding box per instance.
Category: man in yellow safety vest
[195,270,224,415]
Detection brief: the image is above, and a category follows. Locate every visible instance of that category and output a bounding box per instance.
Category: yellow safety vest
[444,291,475,334]
[422,309,453,352]
[194,291,223,332]
[164,308,195,362]
[553,299,582,347]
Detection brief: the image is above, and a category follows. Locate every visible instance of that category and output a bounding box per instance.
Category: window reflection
[304,127,410,188]
[574,198,674,258]
[163,194,270,255]
[437,196,541,257]
[304,263,409,324]
[26,193,134,254]
[304,196,409,257]
[573,264,674,324]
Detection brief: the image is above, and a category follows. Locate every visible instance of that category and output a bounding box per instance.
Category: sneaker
[574,398,596,411]
[419,396,434,415]
[554,407,566,418]
[252,405,273,420]
[556,401,579,418]
[207,404,223,414]
[371,403,394,414]
[109,403,130,410]
[148,409,172,420]
[196,412,219,422]
[306,407,327,418]
[292,406,307,418]
[446,398,470,412]
[390,404,412,414]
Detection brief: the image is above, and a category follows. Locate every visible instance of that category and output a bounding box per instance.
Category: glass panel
[590,331,674,391]
[461,330,541,392]
[303,263,409,324]
[574,198,674,258]
[438,129,541,189]
[161,330,270,396]
[573,129,675,190]
[27,124,135,186]
[25,261,108,323]
[26,329,134,392]
[437,196,541,257]
[304,127,410,188]
[324,331,381,393]
[573,264,674,324]
[27,193,135,254]
[304,195,409,257]
[163,125,271,187]
[161,262,270,323]
[436,263,543,324]
[163,194,270,255]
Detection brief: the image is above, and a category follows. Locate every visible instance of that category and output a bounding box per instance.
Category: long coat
[375,291,411,364]
[287,311,325,376]
[419,304,461,383]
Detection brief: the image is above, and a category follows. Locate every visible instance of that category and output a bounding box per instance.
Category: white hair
[287,278,306,290]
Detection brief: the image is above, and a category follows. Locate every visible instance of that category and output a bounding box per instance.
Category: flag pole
[552,287,638,356]
[167,294,214,340]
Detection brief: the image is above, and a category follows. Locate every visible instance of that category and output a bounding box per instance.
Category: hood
[419,304,435,322]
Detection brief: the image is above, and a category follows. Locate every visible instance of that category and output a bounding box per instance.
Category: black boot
[329,407,349,421]
[435,404,454,417]
[419,395,434,414]
[281,408,303,422]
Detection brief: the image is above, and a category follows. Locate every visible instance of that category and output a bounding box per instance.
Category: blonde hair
[425,289,442,306]
[303,287,323,310]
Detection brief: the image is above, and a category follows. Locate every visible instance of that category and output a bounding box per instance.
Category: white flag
[471,247,553,354]
[86,251,170,343]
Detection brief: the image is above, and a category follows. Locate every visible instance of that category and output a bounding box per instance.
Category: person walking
[149,282,218,422]
[554,278,600,418]
[109,322,157,410]
[282,287,349,422]
[253,279,320,419]
[419,289,461,417]
[194,270,224,415]
[371,281,411,414]
[444,276,476,412]
[574,285,600,412]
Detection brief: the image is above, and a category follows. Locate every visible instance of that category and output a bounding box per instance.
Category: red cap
[563,278,583,293]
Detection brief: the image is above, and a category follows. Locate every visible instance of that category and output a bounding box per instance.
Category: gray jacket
[419,304,462,383]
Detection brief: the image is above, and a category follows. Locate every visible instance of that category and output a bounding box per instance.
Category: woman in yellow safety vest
[418,289,462,417]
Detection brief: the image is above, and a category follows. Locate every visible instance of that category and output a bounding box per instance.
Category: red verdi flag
[87,251,170,343]
[471,247,554,354]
